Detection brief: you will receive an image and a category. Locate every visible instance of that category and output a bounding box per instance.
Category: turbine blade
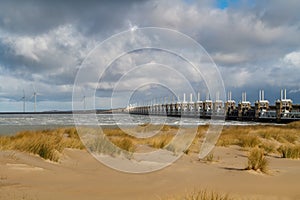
[31,84,36,93]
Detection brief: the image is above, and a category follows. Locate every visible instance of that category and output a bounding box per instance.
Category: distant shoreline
[0,110,113,115]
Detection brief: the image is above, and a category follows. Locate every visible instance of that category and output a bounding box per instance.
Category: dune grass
[286,121,300,129]
[237,135,261,148]
[164,189,232,200]
[259,141,277,155]
[102,125,179,152]
[110,137,136,152]
[216,121,299,172]
[1,121,299,162]
[146,132,174,148]
[246,147,269,173]
[203,153,215,162]
[217,122,300,152]
[0,125,181,161]
[0,127,84,162]
[278,144,300,159]
[0,125,182,161]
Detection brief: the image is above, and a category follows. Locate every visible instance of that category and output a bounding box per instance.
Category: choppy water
[0,113,262,135]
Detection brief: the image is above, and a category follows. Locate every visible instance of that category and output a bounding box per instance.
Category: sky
[0,0,300,111]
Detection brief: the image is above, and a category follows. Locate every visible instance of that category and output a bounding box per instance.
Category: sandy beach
[1,0,300,199]
[1,144,300,200]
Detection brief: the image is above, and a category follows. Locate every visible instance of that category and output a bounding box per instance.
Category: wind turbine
[20,89,26,112]
[82,94,86,110]
[79,87,88,111]
[31,85,37,112]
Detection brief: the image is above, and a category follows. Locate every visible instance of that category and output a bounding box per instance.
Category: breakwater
[127,90,300,123]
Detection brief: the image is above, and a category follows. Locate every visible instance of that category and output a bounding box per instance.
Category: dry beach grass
[0,127,84,162]
[163,189,232,200]
[1,122,300,162]
[0,121,300,199]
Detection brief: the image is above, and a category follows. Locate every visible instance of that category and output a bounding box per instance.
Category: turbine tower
[34,91,36,112]
[31,85,39,112]
[82,95,86,110]
[21,89,26,112]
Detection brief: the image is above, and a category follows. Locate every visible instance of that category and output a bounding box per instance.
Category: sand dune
[1,146,300,200]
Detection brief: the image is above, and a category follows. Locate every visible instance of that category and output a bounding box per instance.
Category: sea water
[0,113,262,135]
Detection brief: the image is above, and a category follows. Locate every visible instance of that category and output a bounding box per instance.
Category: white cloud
[1,24,96,84]
[283,51,300,66]
[4,37,40,61]
[220,67,251,88]
[289,88,300,94]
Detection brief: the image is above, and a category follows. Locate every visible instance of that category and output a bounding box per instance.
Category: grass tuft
[259,142,276,155]
[146,133,174,149]
[278,145,300,159]
[238,135,260,148]
[203,153,215,162]
[164,189,231,200]
[111,137,135,152]
[286,121,300,129]
[246,147,268,173]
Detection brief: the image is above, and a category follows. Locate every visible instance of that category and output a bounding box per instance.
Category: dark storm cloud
[253,0,300,27]
[0,0,148,85]
[0,0,146,35]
